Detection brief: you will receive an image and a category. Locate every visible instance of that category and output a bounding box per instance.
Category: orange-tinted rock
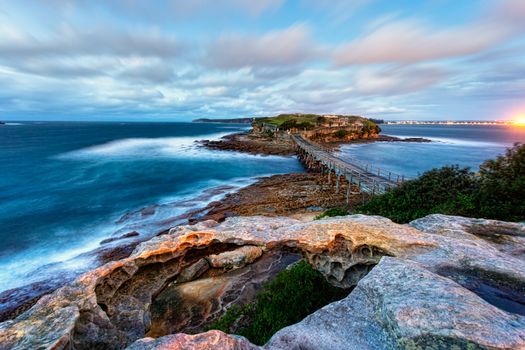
[207,245,263,269]
[1,214,524,350]
[127,330,258,350]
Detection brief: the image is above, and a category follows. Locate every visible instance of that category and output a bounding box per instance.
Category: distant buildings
[385,121,514,125]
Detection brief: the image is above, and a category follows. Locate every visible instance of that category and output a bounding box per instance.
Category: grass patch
[256,114,365,127]
[314,207,349,220]
[206,260,350,345]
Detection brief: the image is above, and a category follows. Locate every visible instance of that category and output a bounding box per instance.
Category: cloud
[0,0,523,121]
[492,0,525,24]
[354,65,448,95]
[14,0,284,22]
[206,24,320,69]
[334,0,525,65]
[334,20,509,65]
[0,26,180,59]
[365,106,406,114]
[300,0,371,24]
[118,60,175,84]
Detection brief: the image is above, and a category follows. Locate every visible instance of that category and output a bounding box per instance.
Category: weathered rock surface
[207,245,263,269]
[189,173,362,223]
[199,133,296,156]
[127,330,257,350]
[147,251,300,337]
[1,214,524,349]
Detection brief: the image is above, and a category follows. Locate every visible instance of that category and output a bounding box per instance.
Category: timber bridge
[292,135,407,199]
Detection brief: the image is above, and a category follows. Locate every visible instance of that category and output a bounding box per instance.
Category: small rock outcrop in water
[1,215,524,349]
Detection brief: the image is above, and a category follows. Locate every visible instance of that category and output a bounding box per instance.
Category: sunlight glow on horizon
[513,114,525,126]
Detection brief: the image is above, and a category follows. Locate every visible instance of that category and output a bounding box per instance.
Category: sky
[0,0,524,121]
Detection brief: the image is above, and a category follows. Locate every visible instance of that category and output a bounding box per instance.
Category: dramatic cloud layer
[0,0,524,120]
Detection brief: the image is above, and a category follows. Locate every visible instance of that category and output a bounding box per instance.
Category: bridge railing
[294,135,407,183]
[291,135,408,193]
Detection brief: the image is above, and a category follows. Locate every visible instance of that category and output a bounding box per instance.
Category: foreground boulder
[1,214,524,349]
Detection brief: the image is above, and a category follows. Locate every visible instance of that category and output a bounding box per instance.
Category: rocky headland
[1,214,524,349]
[199,133,296,156]
[199,114,430,157]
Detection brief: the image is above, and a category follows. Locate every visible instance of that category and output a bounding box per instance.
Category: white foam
[384,133,505,148]
[0,175,259,293]
[56,132,287,160]
[426,136,505,147]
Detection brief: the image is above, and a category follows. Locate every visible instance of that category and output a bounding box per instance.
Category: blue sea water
[336,124,525,178]
[0,122,302,292]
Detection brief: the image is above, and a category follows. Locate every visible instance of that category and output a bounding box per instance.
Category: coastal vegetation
[357,143,525,223]
[255,113,371,130]
[314,207,349,220]
[207,260,350,345]
[255,113,333,127]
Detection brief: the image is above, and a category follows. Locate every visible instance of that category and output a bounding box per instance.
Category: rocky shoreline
[199,131,431,157]
[1,214,524,349]
[187,173,363,224]
[3,129,525,350]
[199,133,296,156]
[0,171,362,325]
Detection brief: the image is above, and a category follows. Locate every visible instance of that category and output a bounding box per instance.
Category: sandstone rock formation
[1,214,524,349]
[190,173,362,223]
[200,133,296,156]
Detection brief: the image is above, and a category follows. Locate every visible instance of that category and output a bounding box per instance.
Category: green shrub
[356,143,525,223]
[477,142,525,221]
[207,261,349,345]
[314,207,349,220]
[263,130,274,138]
[334,129,349,138]
[279,119,297,130]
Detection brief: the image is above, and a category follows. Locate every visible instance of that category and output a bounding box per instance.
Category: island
[200,113,428,156]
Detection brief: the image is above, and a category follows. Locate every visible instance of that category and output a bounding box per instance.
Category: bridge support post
[346,179,351,204]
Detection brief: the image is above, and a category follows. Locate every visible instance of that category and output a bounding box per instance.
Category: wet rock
[101,231,141,245]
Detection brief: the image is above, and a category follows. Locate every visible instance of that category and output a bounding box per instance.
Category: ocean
[1,121,524,294]
[336,124,525,178]
[0,122,302,293]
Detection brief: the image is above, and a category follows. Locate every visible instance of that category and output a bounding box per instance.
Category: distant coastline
[193,117,253,124]
[385,120,514,125]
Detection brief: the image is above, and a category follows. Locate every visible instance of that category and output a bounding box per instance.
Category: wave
[0,176,257,294]
[426,136,506,148]
[385,133,506,148]
[56,132,287,161]
[3,122,23,126]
